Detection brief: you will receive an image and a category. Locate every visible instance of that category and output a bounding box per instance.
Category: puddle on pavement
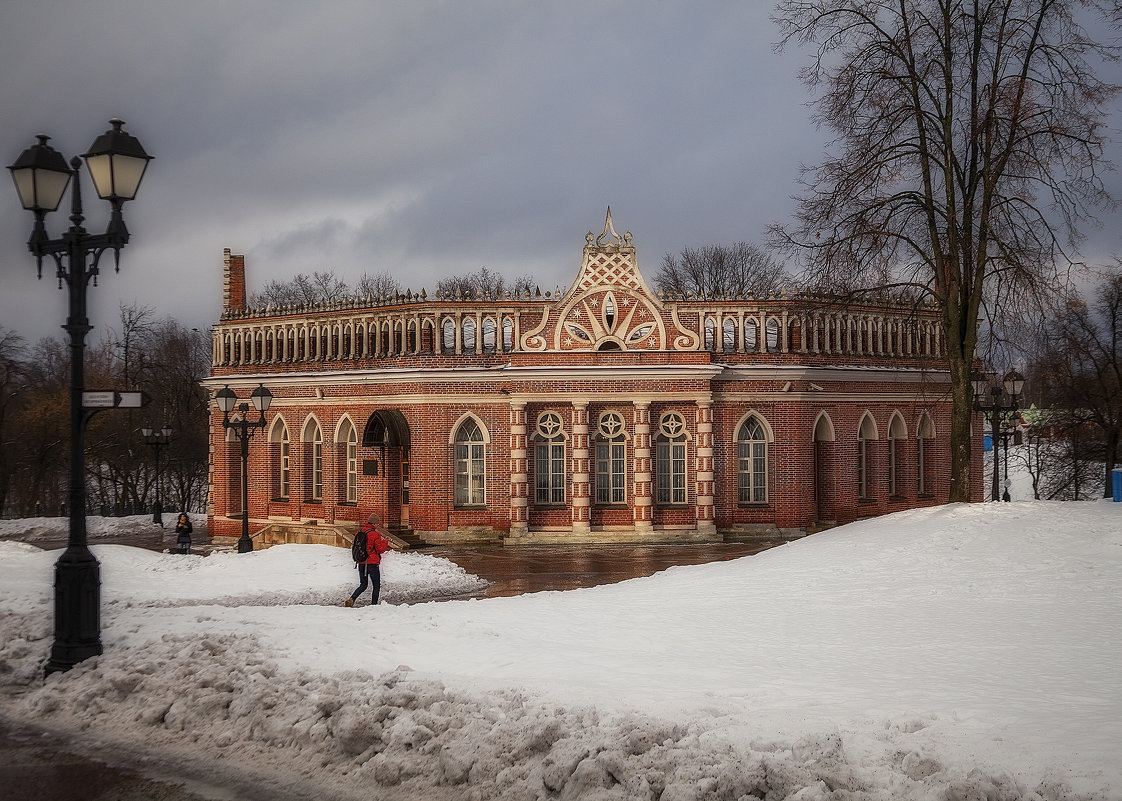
[425,541,787,599]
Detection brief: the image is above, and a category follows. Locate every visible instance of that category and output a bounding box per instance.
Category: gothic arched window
[534,412,566,505]
[737,416,768,504]
[595,411,627,505]
[454,418,486,506]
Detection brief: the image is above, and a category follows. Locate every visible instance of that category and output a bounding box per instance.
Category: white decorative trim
[448,412,491,445]
[812,411,836,442]
[733,410,775,443]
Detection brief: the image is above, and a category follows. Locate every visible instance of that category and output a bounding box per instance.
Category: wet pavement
[427,541,785,599]
[0,719,233,801]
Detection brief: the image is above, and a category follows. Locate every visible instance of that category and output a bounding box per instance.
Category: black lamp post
[8,120,152,673]
[216,384,272,552]
[142,425,172,526]
[972,369,1025,502]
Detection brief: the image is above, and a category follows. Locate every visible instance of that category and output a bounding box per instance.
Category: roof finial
[596,206,623,247]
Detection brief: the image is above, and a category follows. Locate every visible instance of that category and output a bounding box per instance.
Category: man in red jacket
[345,512,390,607]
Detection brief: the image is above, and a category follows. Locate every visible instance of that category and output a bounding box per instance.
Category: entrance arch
[362,410,412,530]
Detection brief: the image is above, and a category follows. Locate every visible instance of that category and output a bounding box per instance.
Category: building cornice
[202,362,949,391]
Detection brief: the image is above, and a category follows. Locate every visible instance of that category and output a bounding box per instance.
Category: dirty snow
[1,498,1120,800]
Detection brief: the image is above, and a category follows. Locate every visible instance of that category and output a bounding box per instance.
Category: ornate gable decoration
[523,208,672,352]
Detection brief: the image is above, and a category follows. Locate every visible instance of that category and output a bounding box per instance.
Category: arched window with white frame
[303,418,323,501]
[655,411,688,505]
[594,411,627,505]
[269,419,290,500]
[454,418,486,506]
[337,418,358,504]
[737,414,769,504]
[534,412,567,505]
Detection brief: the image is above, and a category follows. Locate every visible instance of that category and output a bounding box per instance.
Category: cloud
[2,1,1119,344]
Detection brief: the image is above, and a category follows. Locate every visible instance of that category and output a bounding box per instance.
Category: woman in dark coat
[174,513,193,554]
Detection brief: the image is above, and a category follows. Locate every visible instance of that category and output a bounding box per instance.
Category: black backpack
[351,527,372,563]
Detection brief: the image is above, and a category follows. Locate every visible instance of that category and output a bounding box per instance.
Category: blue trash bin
[1112,468,1122,502]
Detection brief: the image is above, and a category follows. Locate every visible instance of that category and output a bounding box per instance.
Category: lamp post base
[45,549,103,674]
[237,536,254,553]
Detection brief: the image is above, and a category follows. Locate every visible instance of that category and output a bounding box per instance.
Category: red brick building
[205,212,981,548]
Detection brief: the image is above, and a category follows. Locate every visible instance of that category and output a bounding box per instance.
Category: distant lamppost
[142,425,172,526]
[972,369,1025,502]
[216,384,273,552]
[8,120,152,673]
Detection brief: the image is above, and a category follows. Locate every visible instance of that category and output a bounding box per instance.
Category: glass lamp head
[1003,369,1025,399]
[215,386,237,414]
[8,135,71,212]
[250,384,273,413]
[82,119,152,202]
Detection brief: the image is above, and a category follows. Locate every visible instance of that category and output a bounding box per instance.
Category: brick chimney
[223,248,246,311]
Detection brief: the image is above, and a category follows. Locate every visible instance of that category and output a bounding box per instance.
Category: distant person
[174,513,193,554]
[346,512,390,607]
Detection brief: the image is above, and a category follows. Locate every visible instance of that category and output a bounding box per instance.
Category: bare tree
[356,271,403,300]
[0,329,27,514]
[4,337,69,516]
[654,242,787,298]
[141,320,211,513]
[771,0,1120,501]
[1030,272,1122,496]
[437,267,536,299]
[251,270,350,307]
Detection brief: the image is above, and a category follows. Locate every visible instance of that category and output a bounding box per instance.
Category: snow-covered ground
[1,496,1120,800]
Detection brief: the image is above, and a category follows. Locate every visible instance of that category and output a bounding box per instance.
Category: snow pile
[2,502,1121,801]
[0,541,489,608]
[0,512,197,543]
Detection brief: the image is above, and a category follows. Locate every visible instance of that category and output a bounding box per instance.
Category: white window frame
[737,417,768,504]
[595,411,627,505]
[454,419,486,506]
[534,412,566,505]
[655,412,687,505]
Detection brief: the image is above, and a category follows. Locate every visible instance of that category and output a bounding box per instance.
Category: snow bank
[1,502,1120,801]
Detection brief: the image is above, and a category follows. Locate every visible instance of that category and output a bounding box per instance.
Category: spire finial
[596,206,622,247]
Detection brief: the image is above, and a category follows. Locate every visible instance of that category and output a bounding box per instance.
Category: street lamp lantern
[1003,369,1025,399]
[250,383,274,413]
[215,385,238,414]
[142,425,173,526]
[7,120,151,674]
[8,135,71,212]
[82,119,153,203]
[217,384,272,553]
[973,368,1024,502]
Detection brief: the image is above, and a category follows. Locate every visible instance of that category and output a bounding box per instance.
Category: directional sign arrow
[115,391,150,408]
[81,390,152,410]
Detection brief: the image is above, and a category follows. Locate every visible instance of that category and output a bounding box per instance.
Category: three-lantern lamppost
[142,425,172,526]
[972,369,1025,502]
[215,384,273,553]
[7,120,152,673]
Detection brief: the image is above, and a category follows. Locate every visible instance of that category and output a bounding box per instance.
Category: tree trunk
[947,349,975,503]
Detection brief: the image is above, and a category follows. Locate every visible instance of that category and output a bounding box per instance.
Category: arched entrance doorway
[363,410,411,531]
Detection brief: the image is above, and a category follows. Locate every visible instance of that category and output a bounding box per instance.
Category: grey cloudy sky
[3,1,1121,345]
